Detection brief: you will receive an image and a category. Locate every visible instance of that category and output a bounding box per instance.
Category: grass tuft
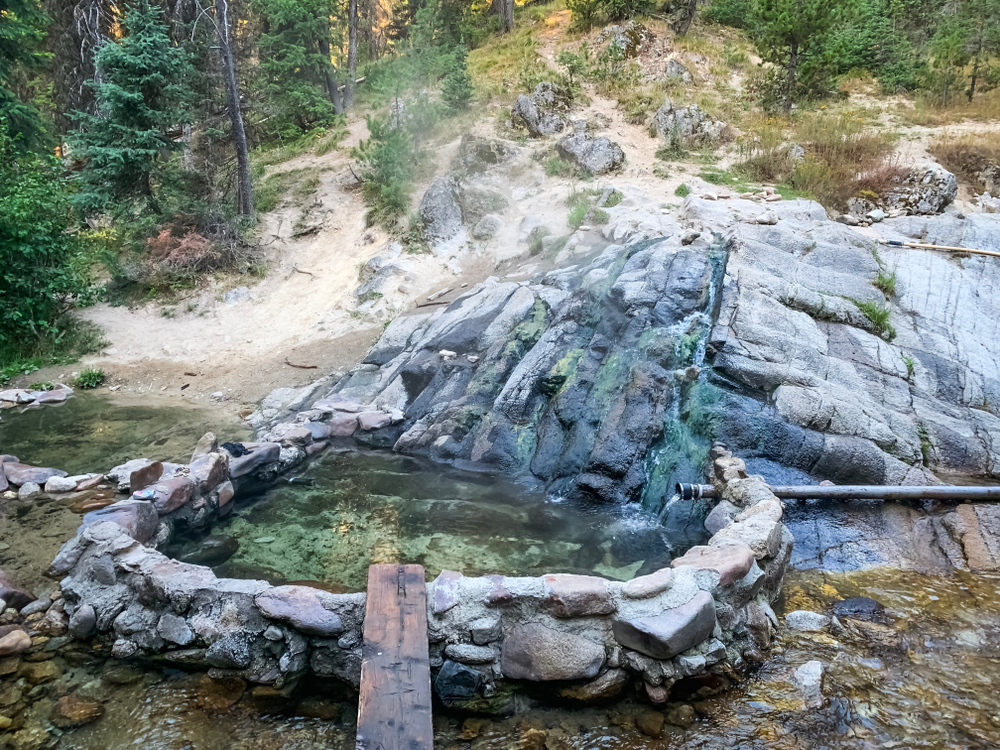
[852,299,896,341]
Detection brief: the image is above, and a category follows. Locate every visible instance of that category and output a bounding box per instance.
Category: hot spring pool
[169,448,712,590]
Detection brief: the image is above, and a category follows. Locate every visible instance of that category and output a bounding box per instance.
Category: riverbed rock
[69,604,97,639]
[511,82,570,137]
[557,667,629,703]
[129,461,164,493]
[651,99,726,146]
[637,709,665,738]
[501,623,605,681]
[434,659,482,701]
[255,586,344,636]
[0,629,30,656]
[794,660,827,708]
[623,568,674,599]
[3,463,67,487]
[53,693,105,728]
[17,482,41,500]
[44,476,77,493]
[785,610,831,632]
[0,572,35,611]
[137,476,195,514]
[612,590,716,660]
[107,458,158,493]
[832,597,886,622]
[556,131,625,175]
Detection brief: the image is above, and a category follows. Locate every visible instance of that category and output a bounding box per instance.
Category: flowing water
[3,397,1000,749]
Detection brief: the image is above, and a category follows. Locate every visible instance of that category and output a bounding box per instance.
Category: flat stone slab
[229,443,281,478]
[501,623,605,681]
[543,574,615,617]
[81,500,159,543]
[671,544,756,586]
[255,585,344,636]
[3,463,67,487]
[612,590,717,660]
[623,568,674,599]
[135,476,195,514]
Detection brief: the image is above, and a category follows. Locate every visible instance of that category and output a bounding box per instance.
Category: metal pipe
[675,483,1000,502]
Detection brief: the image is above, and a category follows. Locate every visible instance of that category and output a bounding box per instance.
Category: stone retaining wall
[38,433,790,707]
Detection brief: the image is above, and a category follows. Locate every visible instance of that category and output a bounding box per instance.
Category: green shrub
[587,208,610,224]
[353,117,419,229]
[545,156,575,177]
[703,0,752,28]
[902,353,915,379]
[852,299,896,340]
[675,183,691,197]
[73,369,106,389]
[441,46,475,112]
[875,270,898,297]
[28,381,54,391]
[568,202,588,229]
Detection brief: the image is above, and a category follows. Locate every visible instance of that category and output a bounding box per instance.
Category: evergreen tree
[0,0,49,147]
[751,0,850,112]
[257,0,338,136]
[441,45,473,111]
[70,1,194,219]
[0,118,90,347]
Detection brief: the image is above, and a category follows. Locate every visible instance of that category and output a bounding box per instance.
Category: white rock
[18,482,41,500]
[794,660,827,708]
[44,476,78,494]
[785,610,831,632]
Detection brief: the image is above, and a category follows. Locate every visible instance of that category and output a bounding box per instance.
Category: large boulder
[884,164,958,215]
[418,177,464,245]
[457,134,519,174]
[612,590,717,659]
[511,82,571,137]
[3,462,67,487]
[650,99,726,147]
[457,183,509,225]
[556,130,625,175]
[81,500,159,543]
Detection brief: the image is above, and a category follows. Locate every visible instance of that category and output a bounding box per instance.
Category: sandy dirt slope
[22,18,997,414]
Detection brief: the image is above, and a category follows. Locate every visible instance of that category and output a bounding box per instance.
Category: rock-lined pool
[171,448,711,590]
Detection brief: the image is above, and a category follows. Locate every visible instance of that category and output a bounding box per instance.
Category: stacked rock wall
[46,441,792,706]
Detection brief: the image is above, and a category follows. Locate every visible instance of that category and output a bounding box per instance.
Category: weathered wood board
[356,564,433,750]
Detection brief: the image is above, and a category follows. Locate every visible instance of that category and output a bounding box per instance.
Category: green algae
[540,347,585,397]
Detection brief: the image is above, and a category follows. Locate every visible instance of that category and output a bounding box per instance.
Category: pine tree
[441,45,473,111]
[70,1,193,218]
[0,0,50,148]
[257,0,338,135]
[751,0,850,112]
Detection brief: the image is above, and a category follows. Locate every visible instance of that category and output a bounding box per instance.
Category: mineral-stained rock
[557,667,629,703]
[229,443,280,478]
[21,659,61,684]
[612,590,716,660]
[81,500,159,543]
[500,623,605,681]
[255,585,344,636]
[53,693,105,728]
[3,462,67,487]
[670,544,755,586]
[434,659,482,701]
[543,574,616,617]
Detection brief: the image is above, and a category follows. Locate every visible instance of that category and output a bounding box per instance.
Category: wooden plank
[357,564,433,750]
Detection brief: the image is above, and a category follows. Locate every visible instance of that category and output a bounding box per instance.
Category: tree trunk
[784,40,798,114]
[490,0,514,33]
[318,36,344,114]
[968,39,983,103]
[672,0,698,36]
[344,0,359,109]
[216,0,253,215]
